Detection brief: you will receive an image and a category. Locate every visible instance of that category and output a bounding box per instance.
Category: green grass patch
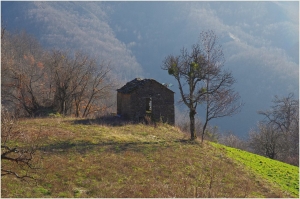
[34,186,51,196]
[210,142,299,197]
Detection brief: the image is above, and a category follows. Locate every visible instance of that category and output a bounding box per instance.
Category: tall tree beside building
[199,30,242,142]
[162,30,241,141]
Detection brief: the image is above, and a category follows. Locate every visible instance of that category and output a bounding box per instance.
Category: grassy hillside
[1,117,298,198]
[211,142,299,197]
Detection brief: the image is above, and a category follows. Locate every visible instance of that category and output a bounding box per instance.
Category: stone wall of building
[128,80,174,124]
[117,92,131,119]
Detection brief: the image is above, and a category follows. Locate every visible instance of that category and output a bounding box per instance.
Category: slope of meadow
[1,117,298,198]
[211,142,299,197]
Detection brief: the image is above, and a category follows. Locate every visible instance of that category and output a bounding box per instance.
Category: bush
[48,112,63,118]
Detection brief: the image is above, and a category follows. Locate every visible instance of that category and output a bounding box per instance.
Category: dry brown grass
[1,117,293,198]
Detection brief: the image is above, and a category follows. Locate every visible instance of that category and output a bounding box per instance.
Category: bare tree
[1,107,39,181]
[46,50,87,115]
[219,132,247,150]
[162,30,241,141]
[255,93,299,164]
[81,66,112,117]
[199,31,242,142]
[45,50,113,117]
[258,93,298,133]
[1,30,48,117]
[162,43,207,140]
[2,29,113,118]
[248,123,283,159]
[73,60,112,118]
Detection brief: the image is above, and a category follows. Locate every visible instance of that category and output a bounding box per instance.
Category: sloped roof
[117,78,174,94]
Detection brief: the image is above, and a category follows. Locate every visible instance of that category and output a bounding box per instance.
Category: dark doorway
[146,97,152,113]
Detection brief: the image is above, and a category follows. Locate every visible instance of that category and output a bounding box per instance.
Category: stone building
[117,78,175,124]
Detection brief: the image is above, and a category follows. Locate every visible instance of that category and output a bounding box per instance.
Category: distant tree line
[1,28,114,118]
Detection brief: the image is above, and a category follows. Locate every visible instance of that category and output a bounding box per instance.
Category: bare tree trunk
[189,109,197,140]
[202,121,208,142]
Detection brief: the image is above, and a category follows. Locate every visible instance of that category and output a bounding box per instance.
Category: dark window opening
[146,97,152,113]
